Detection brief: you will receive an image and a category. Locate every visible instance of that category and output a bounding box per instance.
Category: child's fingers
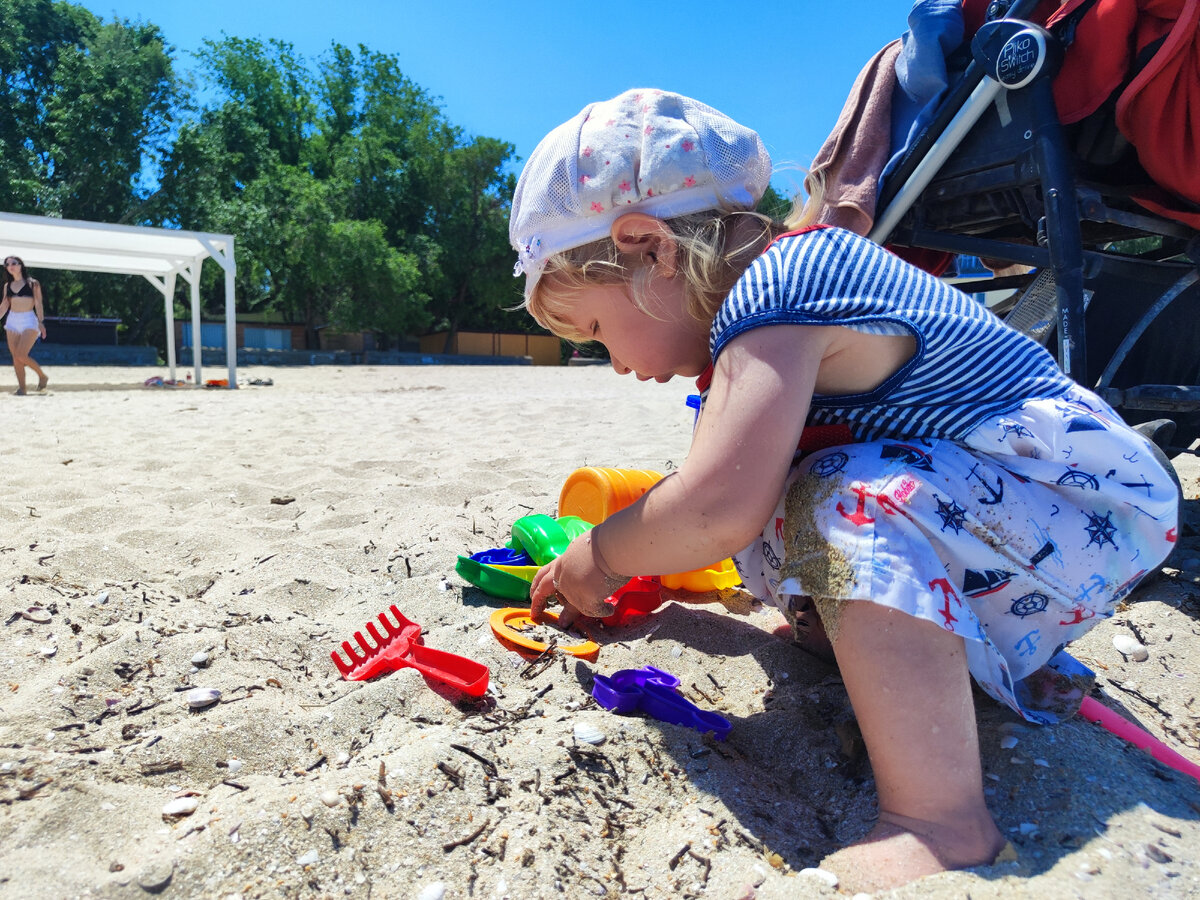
[556,603,581,629]
[529,564,558,620]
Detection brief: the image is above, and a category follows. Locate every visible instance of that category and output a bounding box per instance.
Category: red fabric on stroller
[964,0,1200,226]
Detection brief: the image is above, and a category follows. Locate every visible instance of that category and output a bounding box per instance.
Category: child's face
[547,273,711,382]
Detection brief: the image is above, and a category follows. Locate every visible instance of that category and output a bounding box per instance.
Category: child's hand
[529,537,624,627]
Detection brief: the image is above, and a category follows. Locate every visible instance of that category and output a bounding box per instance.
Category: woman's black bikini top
[4,280,34,298]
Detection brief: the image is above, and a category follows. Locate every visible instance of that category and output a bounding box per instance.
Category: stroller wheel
[1132,418,1177,452]
[1082,261,1200,455]
[1133,424,1184,570]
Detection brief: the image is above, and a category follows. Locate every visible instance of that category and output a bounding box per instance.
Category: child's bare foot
[819,811,1008,894]
[37,374,47,390]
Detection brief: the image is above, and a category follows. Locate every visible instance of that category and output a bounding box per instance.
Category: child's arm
[531,323,832,620]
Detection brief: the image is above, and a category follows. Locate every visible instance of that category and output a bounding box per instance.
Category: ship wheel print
[809,451,849,478]
[1056,467,1100,490]
[1010,592,1049,617]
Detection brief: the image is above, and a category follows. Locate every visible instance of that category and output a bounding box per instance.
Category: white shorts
[4,310,39,334]
[735,386,1178,723]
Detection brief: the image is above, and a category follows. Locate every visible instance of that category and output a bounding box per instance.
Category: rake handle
[402,642,489,696]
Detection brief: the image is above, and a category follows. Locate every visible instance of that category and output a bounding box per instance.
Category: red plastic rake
[331,605,489,696]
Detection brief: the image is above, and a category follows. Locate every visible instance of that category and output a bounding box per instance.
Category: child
[510,89,1178,893]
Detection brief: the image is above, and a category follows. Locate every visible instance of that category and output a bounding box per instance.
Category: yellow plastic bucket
[557,466,741,593]
[558,467,663,525]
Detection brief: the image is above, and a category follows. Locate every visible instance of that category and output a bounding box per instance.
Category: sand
[1,364,1198,900]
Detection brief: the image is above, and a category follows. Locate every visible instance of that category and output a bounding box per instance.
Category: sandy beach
[1,364,1198,900]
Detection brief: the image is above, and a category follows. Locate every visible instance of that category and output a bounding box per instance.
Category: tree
[425,136,521,347]
[0,0,176,337]
[0,0,173,220]
[3,12,526,348]
[162,38,515,345]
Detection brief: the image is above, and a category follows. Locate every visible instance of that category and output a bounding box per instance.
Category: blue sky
[80,0,910,195]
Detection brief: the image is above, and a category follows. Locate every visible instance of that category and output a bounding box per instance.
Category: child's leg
[819,599,1005,893]
[782,595,835,663]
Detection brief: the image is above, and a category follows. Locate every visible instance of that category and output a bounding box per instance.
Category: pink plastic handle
[1079,696,1200,782]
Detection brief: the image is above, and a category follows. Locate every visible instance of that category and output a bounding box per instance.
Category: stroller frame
[870,0,1200,450]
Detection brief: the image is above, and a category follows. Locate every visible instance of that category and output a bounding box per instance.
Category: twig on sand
[436,761,465,789]
[443,817,490,852]
[377,761,395,811]
[450,743,500,778]
[690,681,715,704]
[1106,677,1171,717]
[668,842,691,870]
[520,640,560,679]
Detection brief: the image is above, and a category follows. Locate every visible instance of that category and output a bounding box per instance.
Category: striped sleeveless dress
[709,227,1178,722]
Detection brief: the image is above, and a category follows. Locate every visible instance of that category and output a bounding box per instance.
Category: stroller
[816,0,1200,454]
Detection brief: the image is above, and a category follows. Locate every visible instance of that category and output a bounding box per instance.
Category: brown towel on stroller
[809,40,903,236]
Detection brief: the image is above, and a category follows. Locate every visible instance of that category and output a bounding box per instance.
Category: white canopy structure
[0,211,237,387]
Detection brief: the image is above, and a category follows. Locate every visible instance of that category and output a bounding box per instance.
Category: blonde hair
[526,180,824,340]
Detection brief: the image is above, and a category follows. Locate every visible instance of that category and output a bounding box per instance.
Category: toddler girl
[511,89,1178,893]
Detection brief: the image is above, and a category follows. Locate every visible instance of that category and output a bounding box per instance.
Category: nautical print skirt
[734,387,1179,723]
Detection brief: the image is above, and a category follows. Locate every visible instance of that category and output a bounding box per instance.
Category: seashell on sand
[320,790,341,808]
[191,651,209,667]
[574,722,606,745]
[186,687,221,709]
[1112,634,1149,662]
[162,796,199,819]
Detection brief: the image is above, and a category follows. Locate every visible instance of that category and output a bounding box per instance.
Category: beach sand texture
[1,366,1199,899]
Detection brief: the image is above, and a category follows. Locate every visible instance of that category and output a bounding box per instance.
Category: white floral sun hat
[510,88,772,300]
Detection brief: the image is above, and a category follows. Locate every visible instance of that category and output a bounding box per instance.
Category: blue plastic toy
[591,666,731,740]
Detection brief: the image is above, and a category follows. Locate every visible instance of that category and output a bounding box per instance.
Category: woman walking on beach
[1,255,49,395]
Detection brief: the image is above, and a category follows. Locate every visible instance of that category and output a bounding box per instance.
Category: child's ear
[611,213,678,276]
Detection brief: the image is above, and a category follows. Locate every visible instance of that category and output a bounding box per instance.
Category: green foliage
[757,184,794,222]
[0,4,529,347]
[0,0,176,334]
[156,35,521,344]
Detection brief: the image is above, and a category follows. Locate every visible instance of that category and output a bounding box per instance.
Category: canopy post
[198,236,237,389]
[188,264,202,385]
[164,272,178,381]
[145,272,178,381]
[224,257,237,388]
